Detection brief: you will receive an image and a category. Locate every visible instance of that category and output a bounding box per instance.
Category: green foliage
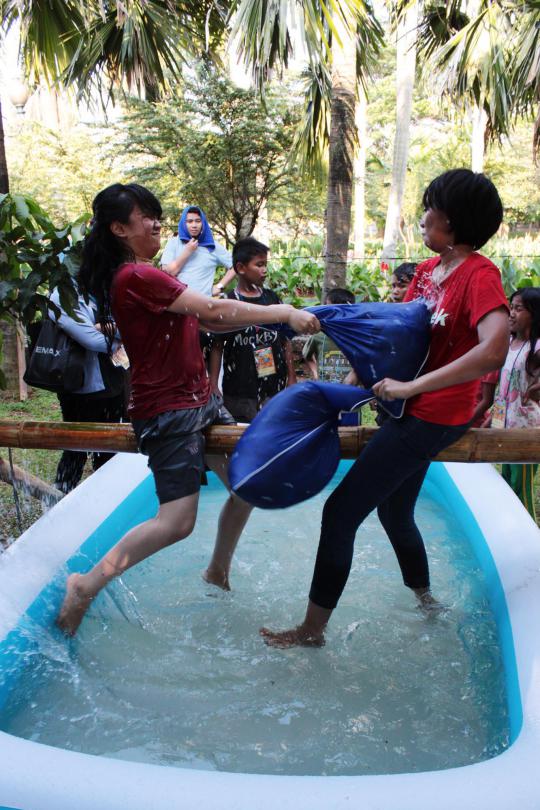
[363,40,540,246]
[266,254,390,304]
[8,121,127,224]
[114,67,318,244]
[270,234,325,257]
[499,256,540,296]
[348,261,387,301]
[268,256,325,305]
[3,0,227,102]
[267,239,540,306]
[0,191,86,327]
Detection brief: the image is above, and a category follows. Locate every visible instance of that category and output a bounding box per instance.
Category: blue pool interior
[0,460,522,772]
[422,464,522,742]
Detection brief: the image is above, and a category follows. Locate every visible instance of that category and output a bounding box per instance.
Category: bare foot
[413,588,446,614]
[202,566,231,591]
[56,574,94,636]
[259,625,325,649]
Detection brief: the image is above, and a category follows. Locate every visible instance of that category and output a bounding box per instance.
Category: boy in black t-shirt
[209,237,296,422]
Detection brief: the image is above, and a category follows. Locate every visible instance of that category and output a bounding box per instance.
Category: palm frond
[289,0,381,174]
[229,0,382,89]
[2,0,230,98]
[292,60,332,175]
[2,0,85,84]
[416,1,470,62]
[418,0,515,143]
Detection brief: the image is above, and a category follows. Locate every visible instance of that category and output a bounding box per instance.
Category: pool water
[0,466,509,776]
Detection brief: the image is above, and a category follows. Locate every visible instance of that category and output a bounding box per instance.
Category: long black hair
[510,288,540,376]
[422,169,503,249]
[78,183,162,346]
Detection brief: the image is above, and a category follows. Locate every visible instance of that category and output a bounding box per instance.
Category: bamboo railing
[1,420,540,463]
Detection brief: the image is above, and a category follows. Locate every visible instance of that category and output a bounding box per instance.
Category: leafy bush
[267,256,325,305]
[499,257,540,296]
[0,193,87,387]
[348,261,387,301]
[0,193,87,323]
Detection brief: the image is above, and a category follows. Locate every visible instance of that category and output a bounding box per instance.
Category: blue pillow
[229,300,431,509]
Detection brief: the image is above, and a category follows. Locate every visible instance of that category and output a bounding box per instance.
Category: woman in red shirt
[261,169,510,649]
[57,183,319,635]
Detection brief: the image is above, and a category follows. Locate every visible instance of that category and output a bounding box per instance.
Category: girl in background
[490,288,540,519]
[390,262,417,303]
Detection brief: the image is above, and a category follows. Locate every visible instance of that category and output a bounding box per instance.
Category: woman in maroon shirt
[261,169,510,649]
[57,183,319,635]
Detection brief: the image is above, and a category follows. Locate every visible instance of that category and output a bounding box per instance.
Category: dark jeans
[309,415,469,610]
[54,392,125,494]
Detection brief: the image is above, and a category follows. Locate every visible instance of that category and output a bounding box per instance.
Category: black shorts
[132,395,221,505]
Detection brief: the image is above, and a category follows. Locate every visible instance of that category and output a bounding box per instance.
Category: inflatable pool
[0,453,539,810]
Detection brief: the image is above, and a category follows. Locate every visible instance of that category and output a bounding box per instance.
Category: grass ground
[0,390,65,543]
[0,387,538,545]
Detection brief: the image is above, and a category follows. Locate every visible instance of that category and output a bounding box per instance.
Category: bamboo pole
[0,456,62,504]
[1,420,540,463]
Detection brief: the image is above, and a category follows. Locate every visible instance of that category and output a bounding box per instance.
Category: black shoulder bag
[23,320,86,393]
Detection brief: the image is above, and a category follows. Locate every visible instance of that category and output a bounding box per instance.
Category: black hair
[393,262,417,283]
[422,169,503,249]
[510,288,540,377]
[186,206,202,216]
[232,237,268,270]
[325,288,355,305]
[78,183,162,347]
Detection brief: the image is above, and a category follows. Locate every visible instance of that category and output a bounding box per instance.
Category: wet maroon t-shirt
[112,263,210,419]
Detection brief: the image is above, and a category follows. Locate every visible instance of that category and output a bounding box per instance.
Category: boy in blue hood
[161,206,236,296]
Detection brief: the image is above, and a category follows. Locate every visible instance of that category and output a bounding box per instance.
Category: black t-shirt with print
[220,288,288,400]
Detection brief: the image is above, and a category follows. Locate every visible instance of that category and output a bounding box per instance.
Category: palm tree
[353,86,367,257]
[0,0,218,400]
[231,0,383,292]
[2,0,384,298]
[4,0,229,95]
[324,5,358,290]
[415,1,540,160]
[0,0,228,190]
[0,98,8,193]
[381,0,419,261]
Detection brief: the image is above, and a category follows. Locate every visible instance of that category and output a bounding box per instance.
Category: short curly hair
[422,169,503,249]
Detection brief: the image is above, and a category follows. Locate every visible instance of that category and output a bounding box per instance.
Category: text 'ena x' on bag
[24,319,86,393]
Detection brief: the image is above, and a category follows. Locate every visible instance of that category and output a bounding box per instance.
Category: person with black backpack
[49,285,128,494]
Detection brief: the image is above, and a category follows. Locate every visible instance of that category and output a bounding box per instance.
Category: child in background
[470,370,499,427]
[303,288,355,382]
[490,288,540,519]
[390,262,417,303]
[303,288,361,426]
[209,237,296,423]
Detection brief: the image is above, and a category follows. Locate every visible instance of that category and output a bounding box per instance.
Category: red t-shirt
[404,253,508,425]
[111,263,210,419]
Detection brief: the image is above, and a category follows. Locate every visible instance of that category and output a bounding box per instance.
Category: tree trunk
[353,87,367,259]
[0,318,28,400]
[381,3,418,261]
[324,8,357,295]
[0,97,9,194]
[471,104,488,172]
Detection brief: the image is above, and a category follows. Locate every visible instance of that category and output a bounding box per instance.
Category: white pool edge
[1,455,540,810]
